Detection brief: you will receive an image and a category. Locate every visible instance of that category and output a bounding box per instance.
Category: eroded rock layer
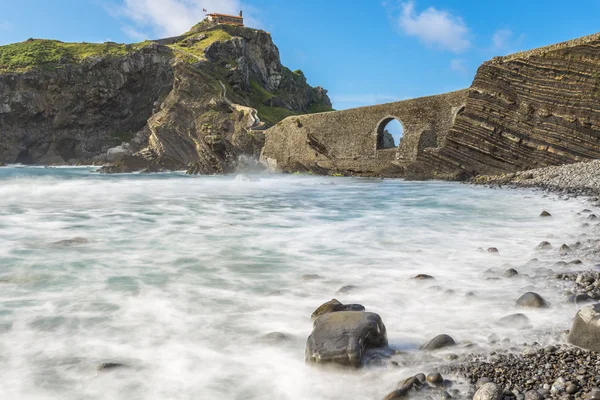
[418,33,600,178]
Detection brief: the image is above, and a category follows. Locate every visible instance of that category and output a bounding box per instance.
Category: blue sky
[1,0,600,113]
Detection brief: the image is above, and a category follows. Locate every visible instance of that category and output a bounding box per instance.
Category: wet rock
[427,372,444,387]
[487,247,500,254]
[51,237,89,246]
[559,244,571,253]
[566,384,579,395]
[474,382,502,400]
[568,294,593,305]
[261,332,290,344]
[97,362,127,372]
[588,214,598,221]
[540,211,552,217]
[496,313,531,329]
[414,373,426,384]
[568,303,600,352]
[516,292,548,308]
[305,311,387,367]
[568,259,583,265]
[423,334,456,351]
[301,274,322,281]
[413,274,435,280]
[504,268,519,278]
[536,241,553,250]
[336,285,359,294]
[311,299,365,319]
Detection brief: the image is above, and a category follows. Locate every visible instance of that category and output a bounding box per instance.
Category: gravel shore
[470,160,600,198]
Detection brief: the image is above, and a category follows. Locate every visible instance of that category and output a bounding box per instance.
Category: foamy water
[0,166,595,399]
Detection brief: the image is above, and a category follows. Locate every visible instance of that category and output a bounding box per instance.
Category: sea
[0,166,592,399]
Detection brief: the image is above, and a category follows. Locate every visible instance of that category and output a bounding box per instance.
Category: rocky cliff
[414,33,600,179]
[0,22,332,172]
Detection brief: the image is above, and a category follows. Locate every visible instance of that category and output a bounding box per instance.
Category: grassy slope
[0,24,332,125]
[0,40,151,72]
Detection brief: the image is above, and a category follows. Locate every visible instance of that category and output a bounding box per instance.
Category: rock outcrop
[0,22,331,172]
[417,33,600,178]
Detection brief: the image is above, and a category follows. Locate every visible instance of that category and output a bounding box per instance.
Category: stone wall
[260,90,468,175]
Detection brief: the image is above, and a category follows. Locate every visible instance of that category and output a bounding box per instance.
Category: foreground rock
[516,292,548,308]
[310,299,365,319]
[305,311,387,367]
[422,334,456,351]
[474,382,502,400]
[568,303,600,352]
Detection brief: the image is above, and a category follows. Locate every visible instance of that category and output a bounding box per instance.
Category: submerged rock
[516,292,548,308]
[336,285,359,294]
[496,313,531,328]
[504,268,519,278]
[51,237,89,246]
[540,211,552,218]
[413,274,435,280]
[422,334,456,351]
[305,311,387,367]
[310,299,365,319]
[568,303,600,352]
[536,241,553,250]
[97,362,128,372]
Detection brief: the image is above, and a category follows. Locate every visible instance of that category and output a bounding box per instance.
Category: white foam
[0,167,594,399]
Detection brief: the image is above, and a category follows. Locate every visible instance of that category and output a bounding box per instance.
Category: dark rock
[474,383,502,400]
[568,303,600,352]
[311,299,365,319]
[496,313,531,329]
[423,334,456,351]
[414,373,426,384]
[487,247,500,254]
[536,241,553,250]
[540,211,552,217]
[305,311,387,367]
[588,214,598,221]
[260,332,290,344]
[51,237,89,246]
[336,285,359,294]
[301,274,322,281]
[516,292,548,308]
[97,362,127,372]
[504,268,519,278]
[560,244,571,252]
[427,372,444,387]
[568,294,593,305]
[413,274,435,280]
[568,259,583,265]
[566,384,579,395]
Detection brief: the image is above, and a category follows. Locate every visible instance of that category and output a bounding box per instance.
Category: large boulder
[422,334,456,351]
[311,299,365,319]
[516,292,548,308]
[305,311,388,367]
[568,303,600,352]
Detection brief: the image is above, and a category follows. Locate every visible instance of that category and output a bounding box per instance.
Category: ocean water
[0,166,594,399]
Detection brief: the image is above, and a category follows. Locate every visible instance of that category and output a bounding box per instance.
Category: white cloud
[450,58,467,74]
[122,25,149,41]
[111,0,259,39]
[491,28,525,55]
[397,1,470,53]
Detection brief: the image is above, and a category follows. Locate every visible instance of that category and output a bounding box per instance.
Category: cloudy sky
[1,0,599,110]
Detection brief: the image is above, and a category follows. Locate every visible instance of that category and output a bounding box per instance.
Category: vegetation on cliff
[0,39,151,72]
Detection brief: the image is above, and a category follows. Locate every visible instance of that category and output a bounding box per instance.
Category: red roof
[207,13,243,19]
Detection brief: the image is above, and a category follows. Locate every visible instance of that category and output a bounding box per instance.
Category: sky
[1,0,600,116]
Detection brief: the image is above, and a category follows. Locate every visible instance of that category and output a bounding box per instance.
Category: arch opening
[376,118,404,150]
[15,148,34,164]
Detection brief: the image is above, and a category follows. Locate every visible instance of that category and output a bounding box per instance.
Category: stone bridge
[260,89,468,176]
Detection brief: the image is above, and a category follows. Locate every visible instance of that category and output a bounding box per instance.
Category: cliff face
[0,23,332,172]
[416,33,600,178]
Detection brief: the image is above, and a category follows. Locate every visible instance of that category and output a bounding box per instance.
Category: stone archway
[376,116,405,150]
